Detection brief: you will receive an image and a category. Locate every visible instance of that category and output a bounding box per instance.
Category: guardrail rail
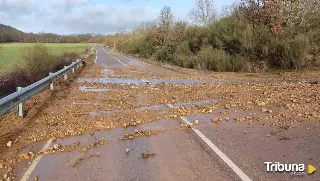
[0,59,84,117]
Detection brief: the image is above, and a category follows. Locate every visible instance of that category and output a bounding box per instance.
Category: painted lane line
[192,129,252,181]
[167,104,253,181]
[95,49,97,63]
[100,46,125,66]
[167,104,174,109]
[20,139,53,181]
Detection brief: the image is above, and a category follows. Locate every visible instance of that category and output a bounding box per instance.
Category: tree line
[106,0,320,72]
[0,24,97,43]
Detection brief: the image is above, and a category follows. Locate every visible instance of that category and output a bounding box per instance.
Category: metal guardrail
[0,59,84,117]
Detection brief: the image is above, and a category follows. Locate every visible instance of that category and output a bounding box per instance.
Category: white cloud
[0,0,157,34]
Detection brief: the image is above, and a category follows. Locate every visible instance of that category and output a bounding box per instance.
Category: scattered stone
[224,104,231,109]
[53,144,60,150]
[262,108,268,113]
[6,141,12,147]
[22,153,30,159]
[194,120,199,125]
[34,176,38,181]
[0,163,3,169]
[4,173,8,179]
[225,117,230,121]
[212,118,221,125]
[142,153,156,159]
[82,147,88,152]
[126,148,130,154]
[278,137,291,141]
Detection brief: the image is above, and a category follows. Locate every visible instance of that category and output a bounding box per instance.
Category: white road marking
[100,46,125,66]
[167,104,253,181]
[167,104,174,109]
[192,129,252,181]
[95,49,97,63]
[20,139,53,181]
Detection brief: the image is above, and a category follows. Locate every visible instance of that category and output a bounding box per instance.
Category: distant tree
[157,6,174,29]
[240,0,285,37]
[283,0,320,29]
[189,0,216,26]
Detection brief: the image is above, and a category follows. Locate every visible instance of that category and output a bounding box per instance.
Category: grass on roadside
[0,43,89,74]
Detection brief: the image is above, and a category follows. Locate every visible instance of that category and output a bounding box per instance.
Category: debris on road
[6,141,12,148]
[142,153,156,159]
[120,129,164,141]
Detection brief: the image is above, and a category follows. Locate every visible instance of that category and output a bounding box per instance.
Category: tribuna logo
[264,162,305,174]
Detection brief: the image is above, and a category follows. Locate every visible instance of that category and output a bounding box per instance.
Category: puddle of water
[75,78,204,85]
[79,86,110,92]
[72,102,100,105]
[173,99,219,107]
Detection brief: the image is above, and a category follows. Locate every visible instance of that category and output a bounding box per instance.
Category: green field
[0,43,89,73]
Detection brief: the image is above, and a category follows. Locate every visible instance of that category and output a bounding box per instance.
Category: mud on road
[0,48,320,181]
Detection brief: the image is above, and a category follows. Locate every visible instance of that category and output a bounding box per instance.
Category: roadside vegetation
[106,0,320,72]
[0,44,88,98]
[0,43,89,73]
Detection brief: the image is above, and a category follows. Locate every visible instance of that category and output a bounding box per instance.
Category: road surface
[2,45,319,181]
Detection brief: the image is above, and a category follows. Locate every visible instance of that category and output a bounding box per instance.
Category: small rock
[194,120,199,125]
[4,173,8,179]
[53,144,59,150]
[224,104,231,109]
[28,152,35,159]
[262,108,268,113]
[6,141,13,147]
[82,147,88,152]
[225,117,230,121]
[125,148,130,153]
[278,137,291,141]
[258,102,266,107]
[22,153,30,159]
[0,163,3,169]
[267,110,273,113]
[34,176,38,181]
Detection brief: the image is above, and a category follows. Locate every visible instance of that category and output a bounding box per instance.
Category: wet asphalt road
[14,45,320,181]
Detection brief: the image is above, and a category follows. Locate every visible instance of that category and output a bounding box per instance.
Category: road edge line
[20,139,53,181]
[167,104,252,181]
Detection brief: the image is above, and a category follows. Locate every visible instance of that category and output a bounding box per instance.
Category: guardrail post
[16,87,23,117]
[72,62,75,73]
[49,73,54,90]
[63,66,68,80]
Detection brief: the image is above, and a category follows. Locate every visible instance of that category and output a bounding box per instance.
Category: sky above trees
[0,0,234,35]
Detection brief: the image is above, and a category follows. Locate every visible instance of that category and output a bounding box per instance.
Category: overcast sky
[0,0,234,35]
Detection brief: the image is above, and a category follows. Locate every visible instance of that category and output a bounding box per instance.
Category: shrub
[155,46,174,62]
[268,35,309,70]
[55,52,80,71]
[195,46,231,71]
[21,44,58,81]
[0,68,31,98]
[173,41,194,67]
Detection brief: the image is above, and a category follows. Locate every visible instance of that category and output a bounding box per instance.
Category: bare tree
[189,0,216,26]
[158,6,174,29]
[283,0,320,28]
